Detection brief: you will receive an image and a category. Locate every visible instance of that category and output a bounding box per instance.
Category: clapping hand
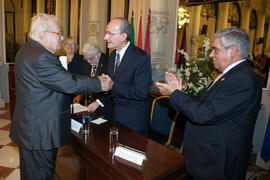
[165,72,182,91]
[155,72,182,95]
[98,74,113,91]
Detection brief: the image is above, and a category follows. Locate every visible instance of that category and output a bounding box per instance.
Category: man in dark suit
[9,13,112,180]
[76,42,113,119]
[156,28,262,179]
[88,17,152,136]
[73,42,109,105]
[81,43,109,77]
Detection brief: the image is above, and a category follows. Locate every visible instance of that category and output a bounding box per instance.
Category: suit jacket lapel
[118,44,133,71]
[96,57,104,76]
[112,44,133,79]
[108,51,116,80]
[203,60,249,96]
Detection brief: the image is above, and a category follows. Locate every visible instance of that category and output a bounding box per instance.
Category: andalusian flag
[130,11,135,44]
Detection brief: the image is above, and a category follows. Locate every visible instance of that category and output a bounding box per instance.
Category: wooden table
[55,119,187,180]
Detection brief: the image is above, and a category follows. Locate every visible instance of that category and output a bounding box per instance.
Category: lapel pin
[221,78,225,81]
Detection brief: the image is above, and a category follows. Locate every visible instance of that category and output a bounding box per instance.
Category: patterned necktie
[213,73,223,84]
[207,73,223,91]
[91,65,97,77]
[115,53,120,74]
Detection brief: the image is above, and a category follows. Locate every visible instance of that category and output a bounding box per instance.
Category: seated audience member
[63,37,90,104]
[79,43,112,118]
[63,37,87,75]
[80,42,109,78]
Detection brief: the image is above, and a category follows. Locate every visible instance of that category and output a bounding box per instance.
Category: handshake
[98,74,113,91]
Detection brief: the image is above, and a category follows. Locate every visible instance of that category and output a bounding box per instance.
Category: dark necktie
[115,53,120,75]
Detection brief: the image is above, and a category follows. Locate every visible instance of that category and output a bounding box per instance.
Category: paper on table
[91,118,107,125]
[114,145,146,166]
[71,103,88,113]
[71,119,82,133]
[59,56,67,70]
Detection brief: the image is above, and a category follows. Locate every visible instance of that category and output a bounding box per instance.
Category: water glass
[82,113,90,134]
[109,127,119,153]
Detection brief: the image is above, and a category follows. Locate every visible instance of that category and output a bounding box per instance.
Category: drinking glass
[109,127,119,153]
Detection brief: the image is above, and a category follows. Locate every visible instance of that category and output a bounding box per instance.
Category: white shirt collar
[222,59,246,74]
[116,41,130,63]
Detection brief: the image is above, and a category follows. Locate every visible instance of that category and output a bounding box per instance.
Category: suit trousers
[19,147,58,180]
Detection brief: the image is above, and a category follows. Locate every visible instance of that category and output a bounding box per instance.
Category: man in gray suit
[9,13,112,180]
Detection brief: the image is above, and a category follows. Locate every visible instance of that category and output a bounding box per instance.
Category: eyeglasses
[84,56,95,61]
[64,42,75,46]
[105,32,123,36]
[47,31,63,36]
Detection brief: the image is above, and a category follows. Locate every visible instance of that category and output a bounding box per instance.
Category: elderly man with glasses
[73,42,113,119]
[9,13,113,180]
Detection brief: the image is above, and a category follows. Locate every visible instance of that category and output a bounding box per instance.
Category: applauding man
[156,28,262,179]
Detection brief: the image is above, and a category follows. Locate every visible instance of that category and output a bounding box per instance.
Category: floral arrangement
[167,37,218,97]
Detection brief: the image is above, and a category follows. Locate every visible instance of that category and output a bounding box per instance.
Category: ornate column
[111,0,125,18]
[254,9,265,56]
[187,5,201,57]
[36,0,45,14]
[265,24,270,57]
[0,0,5,62]
[150,0,169,81]
[70,0,79,41]
[56,0,69,38]
[55,0,63,27]
[240,1,251,31]
[23,0,32,42]
[88,0,100,44]
[62,0,69,38]
[150,0,169,69]
[216,2,229,31]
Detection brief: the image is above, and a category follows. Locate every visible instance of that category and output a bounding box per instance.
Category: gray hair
[64,37,78,52]
[29,13,58,41]
[112,17,131,41]
[214,28,250,59]
[81,42,101,56]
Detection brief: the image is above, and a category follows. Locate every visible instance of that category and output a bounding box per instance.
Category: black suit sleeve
[170,72,261,125]
[36,52,101,94]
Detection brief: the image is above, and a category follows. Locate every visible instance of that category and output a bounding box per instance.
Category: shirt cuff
[96,99,104,107]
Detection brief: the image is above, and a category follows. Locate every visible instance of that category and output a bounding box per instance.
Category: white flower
[180,49,190,61]
[193,66,198,72]
[167,67,177,73]
[204,37,210,54]
[185,69,190,76]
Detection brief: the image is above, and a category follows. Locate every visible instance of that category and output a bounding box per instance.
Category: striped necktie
[114,53,120,74]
